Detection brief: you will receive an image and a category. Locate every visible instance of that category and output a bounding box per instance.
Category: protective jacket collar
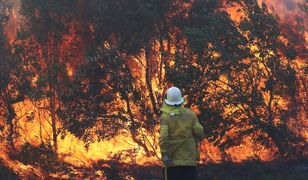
[160,102,183,114]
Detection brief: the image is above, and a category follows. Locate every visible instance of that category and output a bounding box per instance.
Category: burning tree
[213,0,305,157]
[0,0,31,150]
[180,0,306,158]
[58,0,173,156]
[17,0,83,153]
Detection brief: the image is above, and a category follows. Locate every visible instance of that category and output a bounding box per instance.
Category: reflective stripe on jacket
[159,103,204,167]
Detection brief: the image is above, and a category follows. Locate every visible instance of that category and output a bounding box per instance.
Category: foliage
[164,0,306,157]
[88,0,171,53]
[57,49,120,141]
[20,0,76,43]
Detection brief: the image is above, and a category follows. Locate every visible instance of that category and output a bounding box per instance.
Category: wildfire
[10,99,160,166]
[0,0,307,178]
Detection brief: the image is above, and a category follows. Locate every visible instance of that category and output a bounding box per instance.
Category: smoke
[3,9,17,44]
[3,0,19,44]
[284,0,297,10]
[259,0,307,58]
[259,0,303,18]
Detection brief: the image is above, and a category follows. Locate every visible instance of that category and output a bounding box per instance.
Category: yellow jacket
[159,103,204,167]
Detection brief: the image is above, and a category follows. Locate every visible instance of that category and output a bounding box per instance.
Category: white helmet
[164,86,184,106]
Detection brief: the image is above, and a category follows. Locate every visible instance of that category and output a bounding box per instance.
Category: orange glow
[66,64,74,77]
[225,135,277,162]
[221,2,244,23]
[10,99,160,167]
[58,132,160,167]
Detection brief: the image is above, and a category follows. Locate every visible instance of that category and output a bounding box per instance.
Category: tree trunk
[125,96,151,157]
[7,105,16,150]
[7,118,15,150]
[47,34,59,154]
[145,46,159,117]
[265,126,288,157]
[48,32,62,154]
[38,108,44,145]
[158,31,164,87]
[250,105,289,157]
[50,84,58,154]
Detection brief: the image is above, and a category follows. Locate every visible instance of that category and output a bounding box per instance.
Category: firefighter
[159,86,204,180]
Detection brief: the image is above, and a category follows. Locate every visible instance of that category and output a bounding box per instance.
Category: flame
[66,64,74,77]
[221,1,244,23]
[58,132,159,167]
[225,134,277,162]
[11,99,160,167]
